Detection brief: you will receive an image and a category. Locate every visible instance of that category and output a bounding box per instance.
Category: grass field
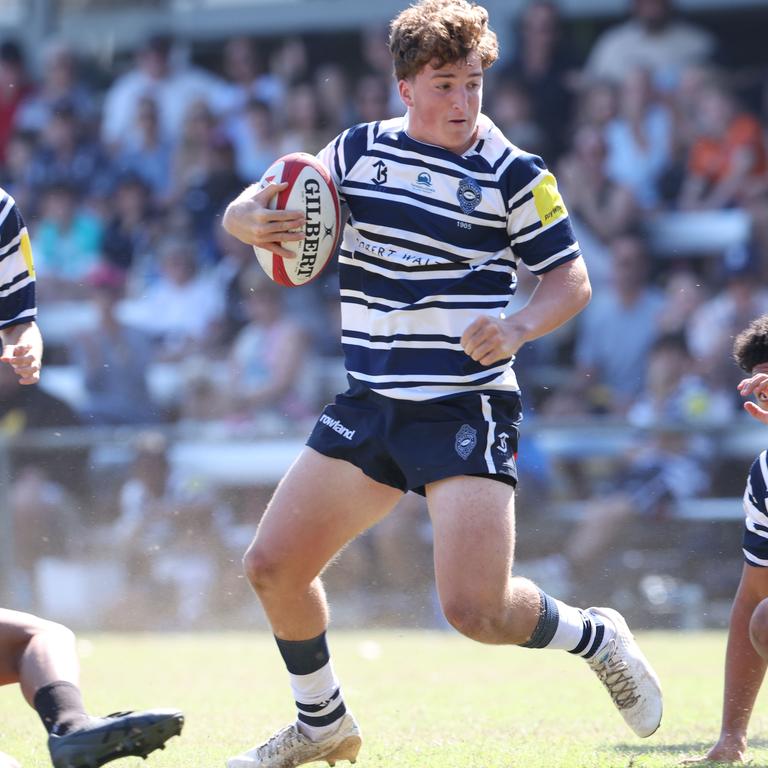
[1,630,767,768]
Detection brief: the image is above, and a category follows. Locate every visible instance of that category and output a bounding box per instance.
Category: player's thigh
[0,609,49,685]
[248,447,403,583]
[426,475,516,605]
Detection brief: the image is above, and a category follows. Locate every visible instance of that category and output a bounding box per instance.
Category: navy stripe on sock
[295,688,341,713]
[275,632,331,675]
[568,612,592,656]
[583,622,605,660]
[297,701,347,728]
[520,591,559,649]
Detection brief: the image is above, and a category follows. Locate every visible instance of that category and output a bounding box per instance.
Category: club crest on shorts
[457,177,482,214]
[455,424,477,460]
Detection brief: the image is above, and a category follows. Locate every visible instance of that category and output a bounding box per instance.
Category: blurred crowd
[4,0,768,623]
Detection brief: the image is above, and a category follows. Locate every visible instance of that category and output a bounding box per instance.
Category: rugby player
[0,189,184,768]
[688,315,768,764]
[223,2,663,765]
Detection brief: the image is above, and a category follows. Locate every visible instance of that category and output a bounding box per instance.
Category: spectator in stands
[315,64,354,137]
[15,39,95,135]
[178,134,245,264]
[575,233,664,412]
[229,97,279,182]
[573,79,618,132]
[584,0,715,90]
[101,33,227,151]
[687,244,768,390]
[500,0,579,160]
[488,79,548,158]
[271,36,310,87]
[0,41,33,163]
[70,262,157,426]
[523,335,714,595]
[119,234,222,361]
[100,172,157,272]
[108,431,225,626]
[2,129,36,213]
[183,270,312,426]
[31,181,103,301]
[557,125,639,288]
[113,95,173,202]
[604,67,673,209]
[219,35,282,117]
[277,82,331,156]
[351,73,394,125]
[27,99,109,201]
[678,80,768,211]
[170,99,220,204]
[656,268,709,338]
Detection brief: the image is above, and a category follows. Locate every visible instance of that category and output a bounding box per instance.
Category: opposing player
[0,189,184,768]
[222,2,663,766]
[0,609,184,768]
[687,315,768,764]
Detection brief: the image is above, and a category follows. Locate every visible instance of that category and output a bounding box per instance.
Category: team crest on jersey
[455,424,477,460]
[457,177,482,214]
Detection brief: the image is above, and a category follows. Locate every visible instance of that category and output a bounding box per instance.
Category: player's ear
[398,78,414,108]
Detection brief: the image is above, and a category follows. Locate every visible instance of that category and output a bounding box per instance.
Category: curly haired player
[223,2,662,765]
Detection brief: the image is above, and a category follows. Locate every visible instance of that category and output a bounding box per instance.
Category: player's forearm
[505,258,591,345]
[719,579,767,741]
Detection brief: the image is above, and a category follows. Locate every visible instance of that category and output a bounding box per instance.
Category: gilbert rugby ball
[253,152,341,287]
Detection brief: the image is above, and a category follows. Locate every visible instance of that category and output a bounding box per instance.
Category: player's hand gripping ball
[253,152,341,287]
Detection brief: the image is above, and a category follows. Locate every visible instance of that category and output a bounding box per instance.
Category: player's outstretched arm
[222,181,306,259]
[684,564,768,764]
[739,373,768,424]
[461,257,591,366]
[0,321,43,385]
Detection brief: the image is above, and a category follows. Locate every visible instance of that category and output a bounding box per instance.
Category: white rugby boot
[585,607,663,738]
[226,713,361,768]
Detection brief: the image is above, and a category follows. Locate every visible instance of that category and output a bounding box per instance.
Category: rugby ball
[253,152,341,287]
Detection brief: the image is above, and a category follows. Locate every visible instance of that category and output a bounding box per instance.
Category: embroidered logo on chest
[457,177,482,214]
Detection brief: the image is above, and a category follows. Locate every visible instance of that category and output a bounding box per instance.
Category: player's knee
[750,598,768,661]
[441,598,502,642]
[242,543,298,594]
[36,619,76,650]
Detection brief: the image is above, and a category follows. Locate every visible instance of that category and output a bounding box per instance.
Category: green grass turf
[1,630,767,768]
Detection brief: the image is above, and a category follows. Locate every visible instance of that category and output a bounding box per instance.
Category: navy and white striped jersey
[0,188,36,329]
[743,450,768,566]
[317,114,581,401]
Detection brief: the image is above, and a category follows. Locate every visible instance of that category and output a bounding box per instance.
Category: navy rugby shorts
[306,376,521,495]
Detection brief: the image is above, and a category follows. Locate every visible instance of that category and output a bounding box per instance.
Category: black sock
[33,681,90,735]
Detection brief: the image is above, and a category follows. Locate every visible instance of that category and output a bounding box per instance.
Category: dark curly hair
[389,0,499,81]
[733,314,768,372]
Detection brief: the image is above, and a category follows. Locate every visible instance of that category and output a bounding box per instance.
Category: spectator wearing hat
[70,263,157,426]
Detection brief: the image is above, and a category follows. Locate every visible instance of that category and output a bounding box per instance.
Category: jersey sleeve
[0,191,36,329]
[743,451,768,567]
[503,153,581,275]
[316,122,370,202]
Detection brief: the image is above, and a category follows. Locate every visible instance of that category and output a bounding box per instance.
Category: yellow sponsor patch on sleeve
[20,229,35,277]
[532,172,566,227]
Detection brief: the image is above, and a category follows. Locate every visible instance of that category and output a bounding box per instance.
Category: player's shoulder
[478,116,550,192]
[748,450,768,491]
